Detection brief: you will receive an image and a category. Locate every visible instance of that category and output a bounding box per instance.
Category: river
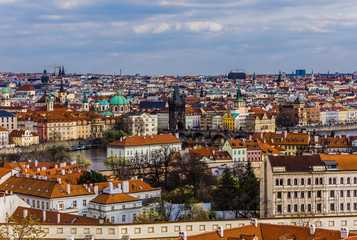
[80,147,107,171]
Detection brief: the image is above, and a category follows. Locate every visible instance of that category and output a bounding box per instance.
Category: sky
[0,0,357,75]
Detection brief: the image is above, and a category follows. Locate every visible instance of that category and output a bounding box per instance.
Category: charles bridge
[176,129,250,146]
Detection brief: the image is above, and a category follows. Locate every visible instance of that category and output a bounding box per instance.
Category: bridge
[177,129,250,146]
[293,122,357,133]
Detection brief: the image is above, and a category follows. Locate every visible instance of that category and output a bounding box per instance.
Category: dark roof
[0,110,16,118]
[139,101,166,109]
[269,154,323,172]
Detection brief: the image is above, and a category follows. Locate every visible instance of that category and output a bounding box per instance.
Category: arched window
[329,178,332,184]
[347,177,351,184]
[280,179,283,185]
[354,177,357,184]
[307,178,311,185]
[315,178,319,185]
[287,179,291,185]
[276,179,279,186]
[301,179,305,185]
[333,178,336,184]
[294,178,298,185]
[320,178,323,185]
[341,178,344,184]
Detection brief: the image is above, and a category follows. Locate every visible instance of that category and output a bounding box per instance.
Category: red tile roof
[108,134,181,147]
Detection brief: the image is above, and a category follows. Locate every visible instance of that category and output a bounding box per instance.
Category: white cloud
[185,21,223,32]
[110,52,123,57]
[39,15,62,20]
[55,0,89,9]
[134,23,173,34]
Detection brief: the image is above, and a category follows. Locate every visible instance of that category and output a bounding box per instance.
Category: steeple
[252,72,257,86]
[47,93,53,112]
[82,93,89,111]
[234,85,244,102]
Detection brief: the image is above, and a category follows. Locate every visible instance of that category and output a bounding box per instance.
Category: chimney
[57,178,62,185]
[61,169,65,175]
[42,210,46,222]
[123,181,129,193]
[284,131,287,138]
[217,226,224,238]
[310,224,316,236]
[88,188,91,193]
[260,132,263,139]
[341,227,349,239]
[57,214,60,223]
[250,218,258,228]
[175,132,180,139]
[94,186,98,195]
[35,160,38,167]
[249,135,252,141]
[67,184,70,195]
[212,150,215,155]
[23,209,28,218]
[109,182,113,194]
[178,232,187,240]
[314,135,319,143]
[37,168,40,172]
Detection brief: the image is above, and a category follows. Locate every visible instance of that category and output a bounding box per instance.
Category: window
[287,179,291,185]
[73,201,77,208]
[111,216,115,223]
[315,178,318,185]
[301,191,304,198]
[287,192,291,198]
[317,204,322,211]
[301,179,305,185]
[287,205,291,212]
[122,215,126,223]
[340,190,344,197]
[277,192,282,199]
[333,178,336,184]
[301,204,305,212]
[308,204,312,212]
[320,178,323,184]
[308,178,311,185]
[294,191,298,198]
[294,204,298,212]
[83,200,87,206]
[308,191,312,198]
[354,203,357,210]
[347,190,351,197]
[280,179,283,185]
[348,177,351,184]
[330,203,335,211]
[317,191,321,198]
[354,177,357,184]
[341,178,344,184]
[347,203,351,210]
[277,205,282,213]
[330,191,335,197]
[340,203,344,211]
[294,178,298,185]
[276,179,279,186]
[329,178,332,184]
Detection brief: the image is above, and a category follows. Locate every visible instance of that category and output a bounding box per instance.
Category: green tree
[77,170,107,184]
[213,168,238,218]
[104,155,133,180]
[75,153,92,168]
[101,129,127,147]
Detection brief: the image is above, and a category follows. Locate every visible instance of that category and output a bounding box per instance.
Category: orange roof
[90,179,156,193]
[182,223,344,240]
[320,154,357,171]
[108,134,181,147]
[11,207,112,225]
[90,193,139,204]
[0,176,93,198]
[227,139,246,149]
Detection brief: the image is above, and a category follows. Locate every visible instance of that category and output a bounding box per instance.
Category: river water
[80,148,107,171]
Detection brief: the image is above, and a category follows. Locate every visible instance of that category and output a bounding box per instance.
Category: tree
[77,170,107,184]
[181,203,210,221]
[101,129,127,147]
[75,153,92,168]
[104,156,133,180]
[213,168,239,218]
[0,213,47,240]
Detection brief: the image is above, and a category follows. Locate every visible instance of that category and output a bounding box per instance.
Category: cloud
[134,22,174,34]
[185,21,223,32]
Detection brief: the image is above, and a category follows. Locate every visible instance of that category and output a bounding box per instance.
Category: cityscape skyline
[1,0,357,75]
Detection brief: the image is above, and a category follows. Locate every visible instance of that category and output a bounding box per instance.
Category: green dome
[2,88,9,94]
[110,95,128,105]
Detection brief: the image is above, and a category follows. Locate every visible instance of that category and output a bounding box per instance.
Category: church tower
[82,93,89,112]
[94,92,100,110]
[1,88,11,107]
[276,71,284,88]
[252,72,257,86]
[47,93,53,112]
[233,85,247,114]
[169,87,186,130]
[58,79,67,104]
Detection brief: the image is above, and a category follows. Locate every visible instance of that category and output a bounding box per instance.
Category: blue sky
[0,0,357,75]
